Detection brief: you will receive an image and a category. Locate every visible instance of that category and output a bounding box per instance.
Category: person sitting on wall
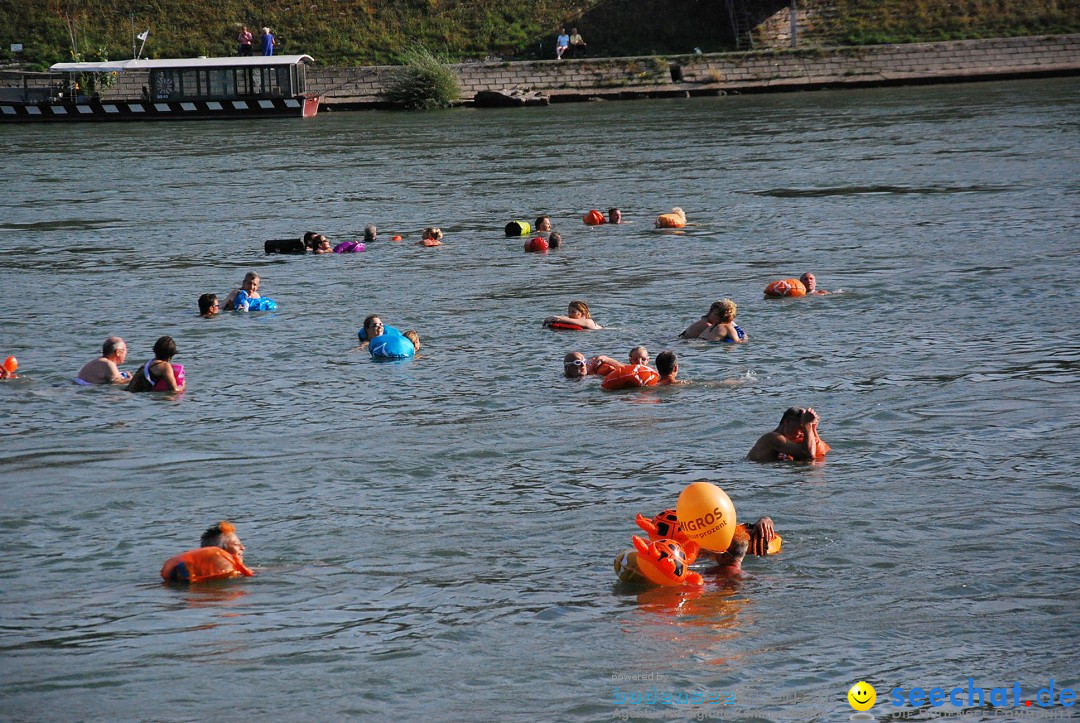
[568,28,587,58]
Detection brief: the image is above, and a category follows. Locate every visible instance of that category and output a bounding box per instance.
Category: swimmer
[608,208,622,224]
[543,300,603,330]
[403,329,421,352]
[655,350,688,385]
[629,346,649,366]
[160,520,254,583]
[697,299,747,343]
[125,335,184,393]
[746,407,829,462]
[563,351,588,379]
[311,234,333,254]
[712,517,777,576]
[364,224,377,243]
[358,314,384,347]
[800,272,831,295]
[75,336,131,385]
[198,293,219,318]
[223,271,261,311]
[302,231,320,250]
[420,227,443,247]
[547,231,562,249]
[680,299,726,338]
[534,215,552,233]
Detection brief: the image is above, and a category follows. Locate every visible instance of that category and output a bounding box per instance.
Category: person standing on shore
[261,27,275,56]
[237,26,253,56]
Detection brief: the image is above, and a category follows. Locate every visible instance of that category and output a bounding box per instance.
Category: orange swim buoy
[160,547,254,583]
[547,321,587,331]
[764,278,808,298]
[524,236,549,253]
[601,363,660,390]
[589,359,620,377]
[582,209,606,226]
[655,207,687,228]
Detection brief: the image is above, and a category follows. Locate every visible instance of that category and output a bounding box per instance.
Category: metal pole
[790,0,797,48]
[131,12,136,58]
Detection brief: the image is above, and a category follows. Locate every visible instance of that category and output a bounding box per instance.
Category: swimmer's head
[363,315,384,339]
[364,224,377,242]
[779,406,804,431]
[671,206,685,219]
[153,335,177,361]
[422,227,443,241]
[303,231,319,247]
[547,231,562,249]
[201,520,245,560]
[198,293,218,316]
[102,336,127,361]
[800,272,816,292]
[535,215,551,232]
[403,330,420,351]
[242,271,260,293]
[608,208,621,224]
[563,351,587,379]
[708,299,736,324]
[656,350,677,377]
[568,300,591,319]
[629,346,648,365]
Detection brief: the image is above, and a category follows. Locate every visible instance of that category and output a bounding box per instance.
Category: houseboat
[0,55,319,122]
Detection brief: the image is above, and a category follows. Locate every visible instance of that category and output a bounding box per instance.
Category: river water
[1,77,1078,721]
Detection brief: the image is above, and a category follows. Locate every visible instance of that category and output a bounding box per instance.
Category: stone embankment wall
[309,34,1080,108]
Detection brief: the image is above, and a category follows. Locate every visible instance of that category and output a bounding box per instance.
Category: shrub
[384,45,460,110]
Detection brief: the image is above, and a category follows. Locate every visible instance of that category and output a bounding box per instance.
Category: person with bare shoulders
[75,337,130,385]
[198,293,219,318]
[534,215,552,234]
[544,300,603,330]
[800,272,831,295]
[608,208,622,224]
[125,336,184,393]
[747,406,829,462]
[656,350,688,385]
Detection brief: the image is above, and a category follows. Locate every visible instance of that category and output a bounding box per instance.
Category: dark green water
[1,77,1078,720]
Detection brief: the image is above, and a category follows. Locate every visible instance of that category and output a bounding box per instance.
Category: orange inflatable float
[524,236,549,253]
[601,363,660,390]
[637,510,781,556]
[655,207,687,228]
[582,209,606,226]
[588,358,620,377]
[764,278,807,298]
[161,547,254,583]
[614,536,704,587]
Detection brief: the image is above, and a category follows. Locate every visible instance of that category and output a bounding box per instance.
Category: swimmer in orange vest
[161,521,254,583]
[655,350,688,386]
[746,406,830,462]
[543,300,603,330]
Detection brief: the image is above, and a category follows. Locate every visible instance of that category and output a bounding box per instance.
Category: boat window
[207,70,235,98]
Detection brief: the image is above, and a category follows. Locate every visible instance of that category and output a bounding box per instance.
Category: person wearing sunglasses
[198,293,219,318]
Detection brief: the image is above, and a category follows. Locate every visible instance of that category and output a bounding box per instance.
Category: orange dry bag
[764,278,807,298]
[161,547,254,583]
[582,209,606,226]
[655,212,686,228]
[601,364,660,390]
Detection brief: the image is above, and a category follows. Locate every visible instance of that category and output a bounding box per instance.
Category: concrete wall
[308,34,1080,108]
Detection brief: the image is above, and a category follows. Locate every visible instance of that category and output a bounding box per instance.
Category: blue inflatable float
[369,331,415,360]
[233,291,278,311]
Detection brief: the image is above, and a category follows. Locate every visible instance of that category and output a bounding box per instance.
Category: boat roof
[49,55,314,73]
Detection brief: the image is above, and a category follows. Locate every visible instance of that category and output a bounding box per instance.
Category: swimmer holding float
[746,406,830,462]
[764,272,832,298]
[544,300,602,331]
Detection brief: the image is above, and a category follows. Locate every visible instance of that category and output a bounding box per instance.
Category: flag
[137,30,149,41]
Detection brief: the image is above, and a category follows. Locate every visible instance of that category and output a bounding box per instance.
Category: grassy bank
[3,0,1078,70]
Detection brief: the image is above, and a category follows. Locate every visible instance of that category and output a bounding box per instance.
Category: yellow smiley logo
[848,681,876,711]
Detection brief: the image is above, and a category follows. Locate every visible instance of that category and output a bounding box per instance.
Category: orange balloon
[676,481,736,553]
[391,235,403,241]
[3,356,16,373]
